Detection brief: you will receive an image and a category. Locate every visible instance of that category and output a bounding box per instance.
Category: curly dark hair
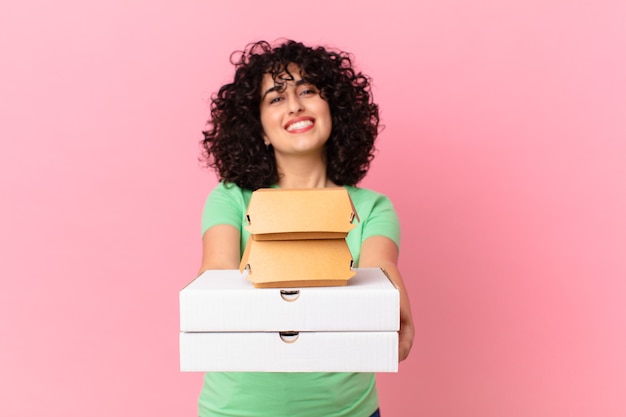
[201,39,380,190]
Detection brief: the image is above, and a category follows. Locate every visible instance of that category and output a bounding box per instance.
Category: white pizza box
[179,330,398,372]
[180,268,399,332]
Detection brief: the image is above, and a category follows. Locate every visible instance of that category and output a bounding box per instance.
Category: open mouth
[286,119,314,132]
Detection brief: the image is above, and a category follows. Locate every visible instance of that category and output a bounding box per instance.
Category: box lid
[245,188,358,238]
[180,267,399,332]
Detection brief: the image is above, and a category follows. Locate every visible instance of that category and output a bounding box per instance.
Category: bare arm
[197,224,241,274]
[359,235,415,362]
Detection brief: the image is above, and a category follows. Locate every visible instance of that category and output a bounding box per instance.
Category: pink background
[1,1,625,416]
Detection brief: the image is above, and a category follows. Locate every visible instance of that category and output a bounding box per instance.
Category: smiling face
[259,64,332,159]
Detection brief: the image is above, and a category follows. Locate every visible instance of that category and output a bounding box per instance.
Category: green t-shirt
[199,182,401,417]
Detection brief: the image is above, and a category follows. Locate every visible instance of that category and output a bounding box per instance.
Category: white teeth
[286,120,313,131]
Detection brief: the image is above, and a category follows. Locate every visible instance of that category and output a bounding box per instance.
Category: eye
[300,86,318,96]
[268,96,283,104]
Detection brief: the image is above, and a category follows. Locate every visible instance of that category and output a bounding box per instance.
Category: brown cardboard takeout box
[239,188,359,288]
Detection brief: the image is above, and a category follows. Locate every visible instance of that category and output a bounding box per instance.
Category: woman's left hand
[360,236,415,362]
[398,302,415,361]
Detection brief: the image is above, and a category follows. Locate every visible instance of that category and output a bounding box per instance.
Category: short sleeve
[345,187,402,263]
[360,193,401,249]
[201,182,248,235]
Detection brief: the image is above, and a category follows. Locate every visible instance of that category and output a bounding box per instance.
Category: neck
[275,154,338,189]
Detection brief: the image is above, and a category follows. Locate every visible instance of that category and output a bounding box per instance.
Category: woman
[198,39,414,417]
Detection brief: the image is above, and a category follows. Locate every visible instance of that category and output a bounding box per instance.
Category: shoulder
[344,185,396,212]
[345,185,401,243]
[201,182,253,234]
[209,181,250,196]
[206,181,253,206]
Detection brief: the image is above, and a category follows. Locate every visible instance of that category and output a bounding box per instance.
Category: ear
[262,133,271,146]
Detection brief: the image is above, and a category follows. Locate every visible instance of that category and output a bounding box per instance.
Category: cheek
[261,105,282,122]
[259,110,273,133]
[321,106,332,131]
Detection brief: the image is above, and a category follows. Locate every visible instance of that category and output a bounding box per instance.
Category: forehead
[260,63,304,91]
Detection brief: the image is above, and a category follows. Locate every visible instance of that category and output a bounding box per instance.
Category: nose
[287,94,303,115]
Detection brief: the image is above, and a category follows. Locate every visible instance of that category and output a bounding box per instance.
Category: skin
[260,63,335,189]
[199,64,415,362]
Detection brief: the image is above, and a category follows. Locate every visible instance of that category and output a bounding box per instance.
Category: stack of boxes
[241,188,357,288]
[179,188,400,372]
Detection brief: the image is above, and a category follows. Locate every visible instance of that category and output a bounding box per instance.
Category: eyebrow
[261,79,311,100]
